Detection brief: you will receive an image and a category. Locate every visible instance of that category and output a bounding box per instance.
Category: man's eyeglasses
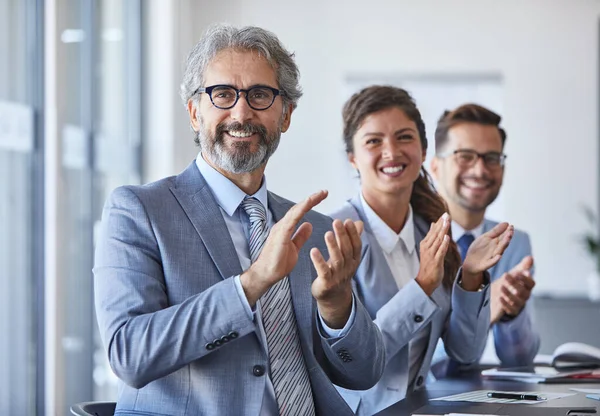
[194,84,286,111]
[443,149,507,169]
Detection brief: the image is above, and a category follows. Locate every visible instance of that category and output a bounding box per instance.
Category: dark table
[377,375,600,415]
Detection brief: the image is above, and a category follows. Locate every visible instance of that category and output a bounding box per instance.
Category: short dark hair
[434,103,506,154]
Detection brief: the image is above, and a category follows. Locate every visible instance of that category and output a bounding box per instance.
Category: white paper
[570,388,600,394]
[431,390,575,404]
[533,353,554,365]
[413,414,508,416]
[481,366,592,383]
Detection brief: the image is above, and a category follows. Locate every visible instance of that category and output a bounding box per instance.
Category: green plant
[582,205,600,272]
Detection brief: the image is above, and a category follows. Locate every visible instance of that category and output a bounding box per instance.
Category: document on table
[413,414,508,416]
[430,390,575,404]
[570,388,600,394]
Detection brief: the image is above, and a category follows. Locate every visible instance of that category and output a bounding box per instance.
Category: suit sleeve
[442,269,492,364]
[94,187,258,389]
[335,242,440,367]
[373,279,439,360]
[492,233,540,366]
[307,217,386,391]
[371,263,490,367]
[316,296,386,390]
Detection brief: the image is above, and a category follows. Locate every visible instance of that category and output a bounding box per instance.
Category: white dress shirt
[196,153,355,415]
[360,193,430,386]
[451,221,484,241]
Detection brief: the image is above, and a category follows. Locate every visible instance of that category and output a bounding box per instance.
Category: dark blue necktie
[457,233,475,262]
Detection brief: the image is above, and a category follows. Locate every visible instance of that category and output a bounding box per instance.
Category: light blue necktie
[240,197,315,416]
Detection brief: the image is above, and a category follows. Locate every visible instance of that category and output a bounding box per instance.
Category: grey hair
[180,24,302,111]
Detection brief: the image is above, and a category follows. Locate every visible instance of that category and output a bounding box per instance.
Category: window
[0,0,44,414]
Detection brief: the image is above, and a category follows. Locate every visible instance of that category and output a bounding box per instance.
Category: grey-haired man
[94,25,385,416]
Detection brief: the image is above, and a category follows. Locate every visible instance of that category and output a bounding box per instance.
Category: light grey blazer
[330,196,491,415]
[93,162,385,416]
[431,219,540,376]
[484,219,540,366]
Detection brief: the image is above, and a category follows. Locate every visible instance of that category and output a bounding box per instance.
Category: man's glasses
[444,149,507,169]
[194,84,285,111]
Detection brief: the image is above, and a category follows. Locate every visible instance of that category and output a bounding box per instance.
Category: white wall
[145,0,600,297]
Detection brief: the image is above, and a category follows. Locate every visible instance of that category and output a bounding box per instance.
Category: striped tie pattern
[240,197,315,416]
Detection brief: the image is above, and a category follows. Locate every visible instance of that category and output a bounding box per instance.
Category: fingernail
[440,213,446,225]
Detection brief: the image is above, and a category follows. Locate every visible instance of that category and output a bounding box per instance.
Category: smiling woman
[348,107,426,228]
[329,85,514,415]
[340,86,460,290]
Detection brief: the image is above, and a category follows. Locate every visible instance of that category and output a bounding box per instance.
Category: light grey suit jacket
[484,218,540,367]
[93,162,385,416]
[330,196,490,415]
[431,219,540,377]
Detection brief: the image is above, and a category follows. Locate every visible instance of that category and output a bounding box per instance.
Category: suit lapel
[169,162,243,280]
[348,196,399,310]
[268,192,314,349]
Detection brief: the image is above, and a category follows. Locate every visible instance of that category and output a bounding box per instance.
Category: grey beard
[199,124,281,174]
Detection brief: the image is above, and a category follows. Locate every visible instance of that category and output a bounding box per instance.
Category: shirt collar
[195,152,269,216]
[360,193,416,254]
[451,220,484,241]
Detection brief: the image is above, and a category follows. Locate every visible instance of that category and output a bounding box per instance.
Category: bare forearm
[316,289,353,329]
[460,270,484,291]
[415,274,437,296]
[239,267,270,307]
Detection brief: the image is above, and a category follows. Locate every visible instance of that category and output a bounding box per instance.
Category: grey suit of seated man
[429,103,540,376]
[93,25,385,416]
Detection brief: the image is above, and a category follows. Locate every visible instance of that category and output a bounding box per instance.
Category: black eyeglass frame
[442,148,507,168]
[193,84,286,111]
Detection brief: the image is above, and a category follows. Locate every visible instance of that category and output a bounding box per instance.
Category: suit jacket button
[228,331,239,339]
[213,339,223,347]
[253,365,265,377]
[205,343,215,351]
[416,375,424,386]
[414,315,423,323]
[221,335,230,343]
